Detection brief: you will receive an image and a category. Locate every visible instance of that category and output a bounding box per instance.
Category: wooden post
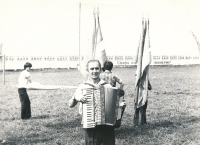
[78,3,81,71]
[3,54,5,84]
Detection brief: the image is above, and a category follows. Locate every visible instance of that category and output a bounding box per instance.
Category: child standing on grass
[17,62,32,119]
[100,61,124,88]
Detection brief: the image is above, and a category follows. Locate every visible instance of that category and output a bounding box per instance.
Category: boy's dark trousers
[18,88,31,119]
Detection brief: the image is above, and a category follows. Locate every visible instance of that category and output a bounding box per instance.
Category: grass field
[0,65,200,145]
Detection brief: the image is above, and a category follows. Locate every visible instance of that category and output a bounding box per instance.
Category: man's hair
[86,59,101,71]
[24,62,32,70]
[104,61,113,71]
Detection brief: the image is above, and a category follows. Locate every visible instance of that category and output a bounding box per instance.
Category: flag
[96,8,103,45]
[80,7,107,79]
[95,7,107,68]
[80,10,96,78]
[133,17,145,64]
[135,17,151,108]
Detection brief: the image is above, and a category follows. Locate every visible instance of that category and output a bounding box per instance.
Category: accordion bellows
[82,85,120,128]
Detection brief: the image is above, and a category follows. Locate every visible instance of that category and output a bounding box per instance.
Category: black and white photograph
[0,0,200,144]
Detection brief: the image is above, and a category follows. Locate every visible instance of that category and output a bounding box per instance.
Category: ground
[0,65,200,145]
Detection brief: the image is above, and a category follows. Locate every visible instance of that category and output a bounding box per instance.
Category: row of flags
[80,7,152,109]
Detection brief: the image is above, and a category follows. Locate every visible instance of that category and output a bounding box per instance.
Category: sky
[0,0,200,56]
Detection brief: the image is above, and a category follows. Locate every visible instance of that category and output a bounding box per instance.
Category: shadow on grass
[4,117,82,144]
[0,114,59,121]
[115,121,174,138]
[4,134,54,145]
[31,114,60,119]
[45,117,82,129]
[115,115,200,139]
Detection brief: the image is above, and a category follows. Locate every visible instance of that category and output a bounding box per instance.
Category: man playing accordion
[69,59,126,145]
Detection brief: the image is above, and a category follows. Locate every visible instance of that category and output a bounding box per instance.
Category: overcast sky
[0,0,200,56]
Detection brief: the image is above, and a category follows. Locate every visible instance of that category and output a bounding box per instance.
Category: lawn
[0,65,200,145]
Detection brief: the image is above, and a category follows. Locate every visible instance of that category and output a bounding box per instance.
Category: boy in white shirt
[18,62,32,119]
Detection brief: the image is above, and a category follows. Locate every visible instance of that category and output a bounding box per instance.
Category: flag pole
[3,54,5,84]
[0,44,5,84]
[78,3,81,71]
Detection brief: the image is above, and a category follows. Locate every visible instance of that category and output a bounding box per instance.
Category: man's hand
[119,101,126,108]
[80,96,87,103]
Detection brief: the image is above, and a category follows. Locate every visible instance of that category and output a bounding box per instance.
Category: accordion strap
[83,83,95,88]
[84,82,107,88]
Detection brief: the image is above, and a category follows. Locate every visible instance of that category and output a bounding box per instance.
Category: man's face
[87,61,101,79]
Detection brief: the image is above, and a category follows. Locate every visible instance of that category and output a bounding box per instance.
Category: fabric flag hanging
[135,17,151,108]
[95,7,107,69]
[80,7,107,79]
[80,9,96,78]
[95,8,103,45]
[133,17,145,64]
[141,18,151,75]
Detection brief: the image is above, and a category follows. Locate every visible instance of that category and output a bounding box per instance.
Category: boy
[100,61,123,88]
[17,62,32,119]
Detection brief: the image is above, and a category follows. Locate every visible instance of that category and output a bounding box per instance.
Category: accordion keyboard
[82,88,95,128]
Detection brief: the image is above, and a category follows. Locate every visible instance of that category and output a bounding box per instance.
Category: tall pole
[3,54,5,84]
[78,3,81,70]
[0,44,5,84]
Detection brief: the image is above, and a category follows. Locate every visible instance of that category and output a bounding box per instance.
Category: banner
[135,17,151,108]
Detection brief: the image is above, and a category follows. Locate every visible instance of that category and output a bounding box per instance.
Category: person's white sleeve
[69,85,83,108]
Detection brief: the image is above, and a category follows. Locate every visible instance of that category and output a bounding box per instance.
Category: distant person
[17,62,33,119]
[100,61,124,88]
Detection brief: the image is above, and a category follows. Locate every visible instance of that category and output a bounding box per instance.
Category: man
[69,59,125,145]
[17,62,32,119]
[100,61,123,88]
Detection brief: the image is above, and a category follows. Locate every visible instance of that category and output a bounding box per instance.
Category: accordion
[82,85,123,128]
